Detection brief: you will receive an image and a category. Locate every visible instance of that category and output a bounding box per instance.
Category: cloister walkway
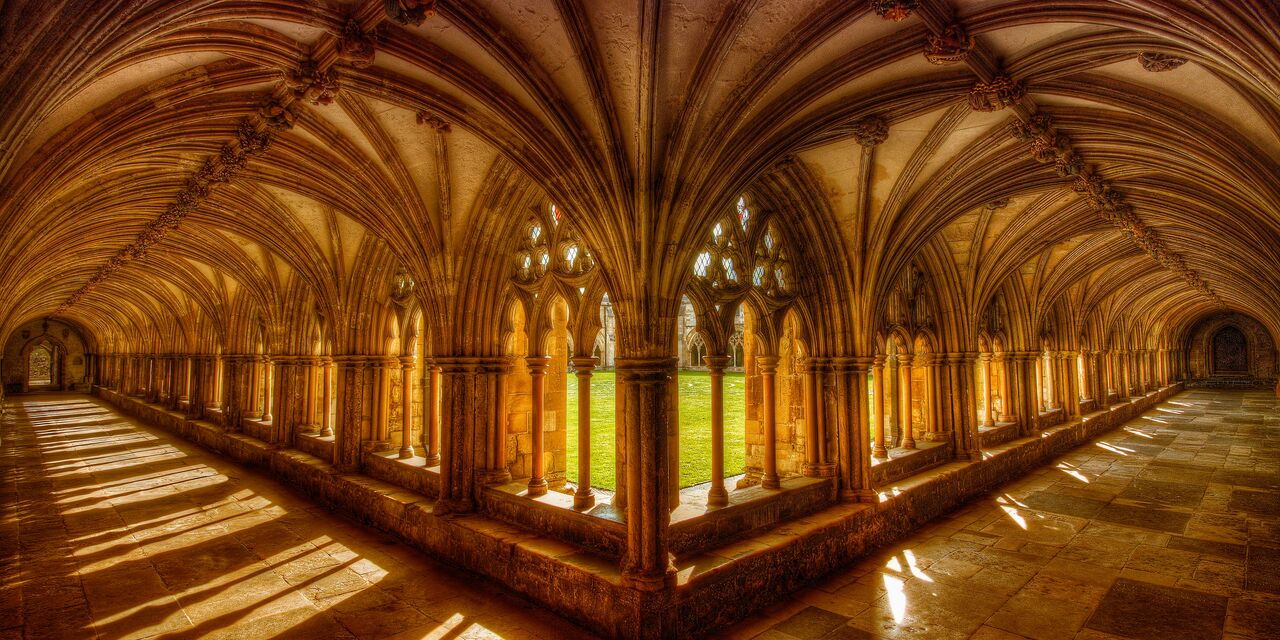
[722,389,1280,640]
[0,393,594,640]
[3,390,1278,639]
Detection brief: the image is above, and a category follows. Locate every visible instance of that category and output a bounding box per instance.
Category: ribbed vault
[1,0,1277,371]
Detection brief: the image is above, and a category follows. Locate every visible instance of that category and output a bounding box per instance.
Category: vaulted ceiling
[1,0,1277,354]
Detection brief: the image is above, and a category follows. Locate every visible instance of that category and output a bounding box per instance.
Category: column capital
[570,356,600,372]
[614,356,677,384]
[703,355,733,372]
[524,354,552,376]
[756,355,781,372]
[832,355,872,371]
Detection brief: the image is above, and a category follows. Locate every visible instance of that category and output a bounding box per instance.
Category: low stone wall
[94,383,1183,639]
[671,384,1183,635]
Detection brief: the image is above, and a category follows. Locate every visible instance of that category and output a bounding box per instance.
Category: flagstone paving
[0,394,594,640]
[719,389,1280,640]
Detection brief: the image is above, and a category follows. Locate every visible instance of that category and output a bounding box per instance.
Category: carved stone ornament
[384,0,437,26]
[337,19,376,67]
[851,115,889,147]
[416,111,451,132]
[285,60,339,106]
[259,100,296,130]
[390,267,415,306]
[969,75,1024,112]
[924,24,974,65]
[1138,51,1188,72]
[1008,113,1052,141]
[872,0,918,22]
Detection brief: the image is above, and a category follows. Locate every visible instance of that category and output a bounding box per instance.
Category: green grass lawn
[565,370,746,490]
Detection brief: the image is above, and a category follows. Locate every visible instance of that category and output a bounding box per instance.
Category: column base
[706,485,729,507]
[761,475,781,490]
[573,489,596,510]
[398,446,415,459]
[424,453,441,467]
[476,468,511,485]
[620,567,677,592]
[527,478,548,497]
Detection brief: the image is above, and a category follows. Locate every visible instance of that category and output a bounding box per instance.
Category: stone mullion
[572,356,598,509]
[615,356,677,592]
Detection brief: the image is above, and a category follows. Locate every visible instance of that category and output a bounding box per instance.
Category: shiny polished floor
[720,389,1280,640]
[0,394,593,640]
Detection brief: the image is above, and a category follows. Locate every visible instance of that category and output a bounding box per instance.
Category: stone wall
[1186,312,1277,382]
[2,319,89,393]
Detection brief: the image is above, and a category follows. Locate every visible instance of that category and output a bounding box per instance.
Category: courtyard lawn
[566,370,746,490]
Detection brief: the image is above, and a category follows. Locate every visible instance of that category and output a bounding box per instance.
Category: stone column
[479,359,514,484]
[872,355,887,457]
[333,357,369,471]
[424,364,441,465]
[1064,351,1081,419]
[758,355,780,489]
[900,355,916,449]
[843,357,876,501]
[247,357,262,418]
[704,355,733,506]
[399,356,416,459]
[1013,352,1039,436]
[996,353,1012,423]
[571,356,598,509]
[615,357,677,591]
[526,355,551,497]
[886,356,900,447]
[263,357,275,423]
[302,358,318,433]
[801,358,822,476]
[320,358,333,437]
[1118,351,1131,399]
[980,353,994,427]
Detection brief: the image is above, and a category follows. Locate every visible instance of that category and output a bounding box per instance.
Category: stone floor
[4,391,1278,640]
[719,389,1280,640]
[0,394,595,640]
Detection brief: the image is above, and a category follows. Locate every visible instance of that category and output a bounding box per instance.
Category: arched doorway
[25,340,59,391]
[1211,325,1248,375]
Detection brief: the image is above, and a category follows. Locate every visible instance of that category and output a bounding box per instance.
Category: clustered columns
[799,358,834,478]
[526,355,552,497]
[898,355,916,450]
[615,356,678,591]
[570,356,599,509]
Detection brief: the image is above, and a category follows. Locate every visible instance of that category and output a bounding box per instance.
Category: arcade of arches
[2,1,1279,638]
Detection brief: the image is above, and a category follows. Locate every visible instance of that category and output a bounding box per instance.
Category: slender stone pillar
[424,364,441,466]
[526,355,551,497]
[615,357,677,591]
[704,355,733,506]
[399,356,416,459]
[900,355,916,449]
[980,353,994,427]
[263,357,275,423]
[320,358,333,437]
[247,358,262,418]
[571,356,598,509]
[886,357,900,447]
[759,355,780,489]
[872,356,887,458]
[996,353,1012,422]
[302,358,318,433]
[843,357,876,501]
[1118,350,1131,399]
